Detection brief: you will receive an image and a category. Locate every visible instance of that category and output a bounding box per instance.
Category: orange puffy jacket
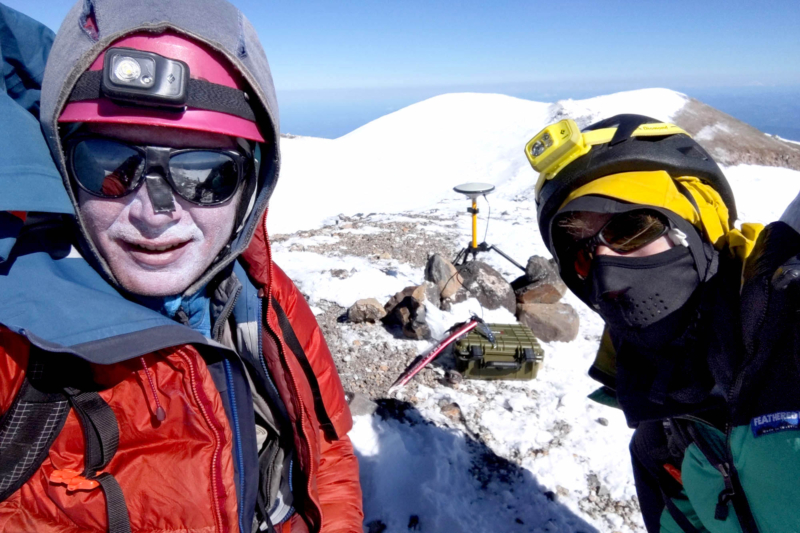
[0,213,363,533]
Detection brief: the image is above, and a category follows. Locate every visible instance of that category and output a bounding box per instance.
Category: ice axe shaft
[388,318,480,393]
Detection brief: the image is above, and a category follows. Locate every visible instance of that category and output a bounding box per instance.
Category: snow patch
[695,122,732,141]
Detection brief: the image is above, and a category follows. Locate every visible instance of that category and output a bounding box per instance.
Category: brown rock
[425,254,463,299]
[383,290,431,340]
[457,261,515,313]
[384,286,417,314]
[440,402,462,420]
[411,281,441,304]
[347,298,387,323]
[517,281,567,304]
[512,256,567,304]
[517,303,579,342]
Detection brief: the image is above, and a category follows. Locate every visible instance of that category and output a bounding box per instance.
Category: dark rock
[597,417,609,427]
[511,256,567,304]
[517,303,580,342]
[385,283,438,310]
[347,391,378,416]
[330,268,350,279]
[457,261,515,313]
[347,298,387,323]
[526,255,554,282]
[441,286,470,311]
[384,286,418,313]
[383,291,431,340]
[444,369,463,385]
[425,254,463,298]
[415,281,441,305]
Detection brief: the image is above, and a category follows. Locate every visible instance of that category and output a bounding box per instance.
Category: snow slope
[269,89,800,533]
[270,88,688,235]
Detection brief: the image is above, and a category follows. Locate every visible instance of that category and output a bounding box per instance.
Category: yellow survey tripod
[452,183,525,271]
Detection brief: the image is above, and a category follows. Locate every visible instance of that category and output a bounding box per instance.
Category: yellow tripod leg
[472,200,478,249]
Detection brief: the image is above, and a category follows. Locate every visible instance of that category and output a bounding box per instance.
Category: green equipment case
[454,323,544,380]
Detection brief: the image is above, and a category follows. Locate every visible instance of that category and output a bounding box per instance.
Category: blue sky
[7,0,800,138]
[9,0,800,91]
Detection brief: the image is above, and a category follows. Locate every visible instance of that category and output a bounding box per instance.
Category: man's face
[75,124,243,296]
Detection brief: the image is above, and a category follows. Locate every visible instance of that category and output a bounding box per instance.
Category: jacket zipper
[214,282,246,532]
[180,350,227,533]
[707,275,773,529]
[214,284,243,341]
[224,358,246,533]
[257,296,285,418]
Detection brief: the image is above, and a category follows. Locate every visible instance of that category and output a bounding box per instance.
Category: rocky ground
[271,208,644,532]
[674,98,800,170]
[272,211,462,398]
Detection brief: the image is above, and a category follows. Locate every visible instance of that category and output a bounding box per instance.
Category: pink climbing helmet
[59,32,265,142]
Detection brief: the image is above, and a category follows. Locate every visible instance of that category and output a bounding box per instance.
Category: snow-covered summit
[271,89,693,234]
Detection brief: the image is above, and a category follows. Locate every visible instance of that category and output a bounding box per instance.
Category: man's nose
[129,175,182,224]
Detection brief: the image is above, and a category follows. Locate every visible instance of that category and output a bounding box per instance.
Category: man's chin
[113,263,205,297]
[118,276,194,297]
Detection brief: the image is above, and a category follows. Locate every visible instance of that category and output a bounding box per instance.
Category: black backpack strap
[271,297,338,441]
[65,389,120,474]
[0,347,131,533]
[0,355,71,501]
[630,421,697,532]
[95,473,132,533]
[661,492,702,533]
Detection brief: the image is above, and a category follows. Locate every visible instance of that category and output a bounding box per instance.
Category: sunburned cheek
[79,196,127,236]
[76,188,241,296]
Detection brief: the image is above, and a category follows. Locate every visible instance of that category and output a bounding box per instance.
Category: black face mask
[589,245,701,349]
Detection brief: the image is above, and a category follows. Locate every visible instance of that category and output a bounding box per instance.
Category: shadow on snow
[354,399,598,533]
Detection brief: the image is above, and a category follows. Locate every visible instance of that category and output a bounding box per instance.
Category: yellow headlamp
[525,119,690,197]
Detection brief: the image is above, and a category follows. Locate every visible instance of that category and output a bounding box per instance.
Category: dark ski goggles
[66,135,250,206]
[559,209,670,279]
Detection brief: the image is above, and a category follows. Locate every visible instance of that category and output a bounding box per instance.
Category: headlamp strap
[69,70,256,122]
[609,118,645,146]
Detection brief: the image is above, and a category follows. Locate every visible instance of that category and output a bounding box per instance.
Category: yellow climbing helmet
[526,114,739,253]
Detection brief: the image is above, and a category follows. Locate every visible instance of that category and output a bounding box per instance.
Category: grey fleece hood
[40,0,281,295]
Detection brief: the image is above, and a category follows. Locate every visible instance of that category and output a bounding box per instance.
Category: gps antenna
[452,182,525,271]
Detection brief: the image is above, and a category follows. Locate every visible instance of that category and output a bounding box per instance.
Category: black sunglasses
[558,209,671,279]
[65,135,251,206]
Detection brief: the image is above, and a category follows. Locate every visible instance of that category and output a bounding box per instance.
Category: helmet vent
[678,145,709,161]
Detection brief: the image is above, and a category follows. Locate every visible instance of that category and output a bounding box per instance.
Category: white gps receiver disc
[453,182,495,200]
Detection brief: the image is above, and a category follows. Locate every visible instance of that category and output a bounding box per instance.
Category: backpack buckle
[50,469,100,491]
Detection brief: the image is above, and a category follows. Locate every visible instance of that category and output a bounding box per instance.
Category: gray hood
[40,0,281,295]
